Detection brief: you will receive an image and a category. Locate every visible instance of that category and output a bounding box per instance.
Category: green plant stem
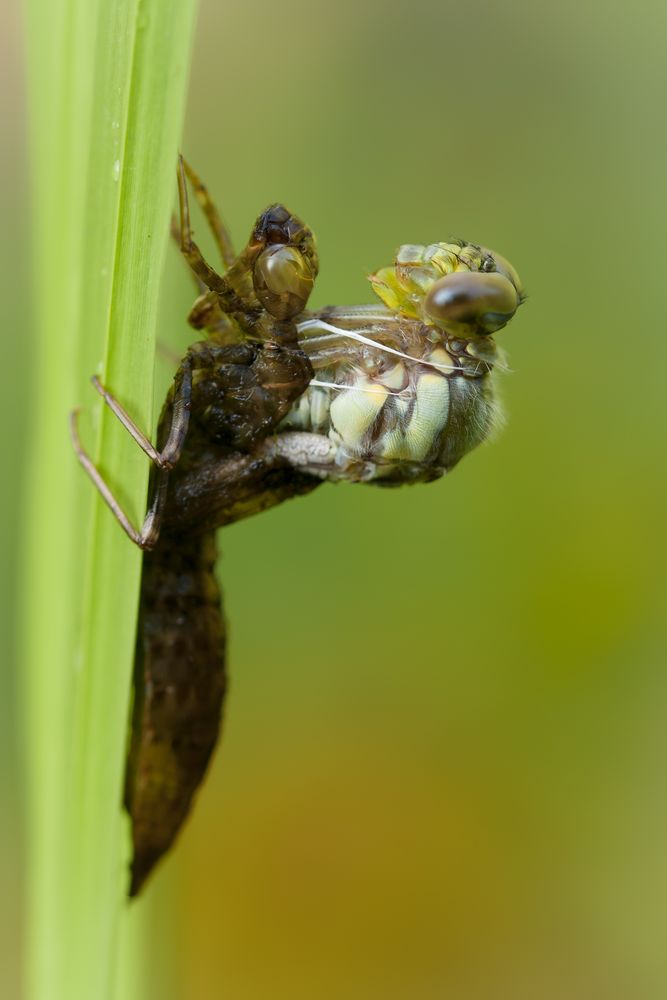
[22,1,198,997]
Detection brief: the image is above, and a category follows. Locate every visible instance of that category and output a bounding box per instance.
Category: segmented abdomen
[125,529,225,896]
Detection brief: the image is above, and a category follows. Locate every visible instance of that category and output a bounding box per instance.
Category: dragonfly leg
[169,215,236,338]
[69,409,168,550]
[90,376,163,465]
[91,351,193,469]
[181,156,236,269]
[177,155,231,296]
[72,353,195,546]
[170,212,207,294]
[185,288,237,336]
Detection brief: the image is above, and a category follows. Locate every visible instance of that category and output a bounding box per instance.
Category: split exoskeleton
[72,157,524,894]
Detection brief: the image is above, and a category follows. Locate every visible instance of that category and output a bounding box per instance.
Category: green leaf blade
[22,1,198,997]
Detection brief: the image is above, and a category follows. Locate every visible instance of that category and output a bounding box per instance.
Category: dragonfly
[71,157,524,895]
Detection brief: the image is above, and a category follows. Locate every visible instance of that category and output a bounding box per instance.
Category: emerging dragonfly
[72,157,524,895]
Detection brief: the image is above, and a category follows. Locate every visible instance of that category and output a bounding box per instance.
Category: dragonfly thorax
[279,310,502,483]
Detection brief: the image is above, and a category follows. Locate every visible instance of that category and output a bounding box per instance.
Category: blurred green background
[3,0,667,996]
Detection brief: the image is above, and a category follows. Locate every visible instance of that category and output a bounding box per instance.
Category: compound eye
[423,271,519,336]
[253,244,315,320]
[480,247,524,300]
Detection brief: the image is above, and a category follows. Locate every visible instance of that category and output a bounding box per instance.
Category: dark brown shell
[125,530,225,896]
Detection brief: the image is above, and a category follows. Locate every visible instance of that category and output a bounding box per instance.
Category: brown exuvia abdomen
[124,529,225,896]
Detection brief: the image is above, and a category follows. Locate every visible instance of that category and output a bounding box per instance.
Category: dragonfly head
[369,241,524,340]
[423,270,520,338]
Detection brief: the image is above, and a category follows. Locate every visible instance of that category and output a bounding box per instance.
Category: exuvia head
[249,204,319,321]
[253,243,316,320]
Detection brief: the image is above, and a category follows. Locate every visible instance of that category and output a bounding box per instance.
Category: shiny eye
[423,271,520,336]
[253,244,315,320]
[480,247,524,300]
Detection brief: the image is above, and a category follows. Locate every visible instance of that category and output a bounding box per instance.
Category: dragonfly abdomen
[125,529,225,896]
